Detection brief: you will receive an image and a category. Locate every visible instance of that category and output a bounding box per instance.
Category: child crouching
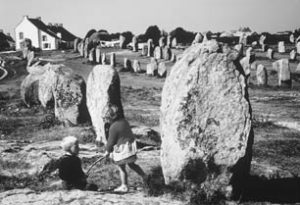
[58,136,97,191]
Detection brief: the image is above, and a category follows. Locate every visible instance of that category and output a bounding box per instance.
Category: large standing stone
[246,47,253,58]
[170,53,176,62]
[297,42,300,54]
[256,64,268,86]
[154,46,162,60]
[160,41,253,200]
[296,63,300,72]
[239,33,247,45]
[171,37,177,48]
[86,65,123,143]
[278,41,285,53]
[83,38,89,58]
[74,38,80,52]
[192,32,203,44]
[290,34,295,44]
[167,35,172,47]
[88,48,95,63]
[290,50,297,61]
[119,35,126,49]
[159,37,165,47]
[101,53,107,65]
[124,58,132,71]
[20,73,42,107]
[158,62,167,78]
[133,59,141,73]
[240,56,252,80]
[234,44,244,58]
[53,67,88,126]
[162,46,171,60]
[141,44,147,56]
[266,48,274,59]
[146,58,158,76]
[95,46,101,63]
[78,41,84,57]
[110,52,116,67]
[132,36,138,52]
[147,39,154,57]
[272,59,291,88]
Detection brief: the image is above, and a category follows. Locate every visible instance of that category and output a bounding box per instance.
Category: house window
[19,32,24,40]
[42,35,47,41]
[43,43,50,49]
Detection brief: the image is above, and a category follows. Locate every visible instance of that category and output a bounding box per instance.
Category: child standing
[58,136,97,191]
[105,106,148,193]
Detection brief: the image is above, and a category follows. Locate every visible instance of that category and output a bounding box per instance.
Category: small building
[15,15,77,50]
[0,29,15,51]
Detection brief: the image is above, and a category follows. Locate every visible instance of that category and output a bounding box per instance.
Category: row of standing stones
[20,40,254,201]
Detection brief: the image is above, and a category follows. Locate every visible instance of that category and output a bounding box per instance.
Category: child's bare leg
[128,162,147,180]
[118,164,128,186]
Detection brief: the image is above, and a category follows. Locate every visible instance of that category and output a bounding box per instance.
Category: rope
[86,145,157,176]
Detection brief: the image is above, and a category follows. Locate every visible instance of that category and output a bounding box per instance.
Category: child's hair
[61,136,78,152]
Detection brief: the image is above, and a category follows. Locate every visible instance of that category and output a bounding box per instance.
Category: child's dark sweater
[58,154,86,187]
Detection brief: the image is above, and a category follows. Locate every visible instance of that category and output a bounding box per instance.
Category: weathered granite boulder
[141,44,147,56]
[256,64,268,86]
[289,34,295,43]
[158,62,167,78]
[272,59,291,88]
[170,53,176,62]
[160,40,253,200]
[53,67,88,126]
[86,65,124,143]
[167,35,172,47]
[240,56,252,80]
[133,59,141,73]
[38,64,58,107]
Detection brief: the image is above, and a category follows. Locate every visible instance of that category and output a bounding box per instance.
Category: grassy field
[1,45,300,204]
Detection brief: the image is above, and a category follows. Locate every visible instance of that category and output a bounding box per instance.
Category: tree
[121,31,134,47]
[143,25,161,45]
[170,27,195,44]
[84,29,97,39]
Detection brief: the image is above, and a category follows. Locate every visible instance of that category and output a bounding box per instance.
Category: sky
[0,0,300,39]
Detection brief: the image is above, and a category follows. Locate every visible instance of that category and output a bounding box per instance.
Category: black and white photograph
[1,0,300,204]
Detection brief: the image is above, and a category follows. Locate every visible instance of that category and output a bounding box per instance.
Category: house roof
[47,25,77,42]
[28,18,59,39]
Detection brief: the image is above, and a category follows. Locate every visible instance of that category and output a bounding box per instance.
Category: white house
[15,16,77,50]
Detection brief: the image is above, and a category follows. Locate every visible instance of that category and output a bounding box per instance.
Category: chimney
[23,15,29,19]
[58,23,63,27]
[54,23,59,27]
[0,29,3,33]
[6,33,11,36]
[48,23,52,27]
[36,16,41,20]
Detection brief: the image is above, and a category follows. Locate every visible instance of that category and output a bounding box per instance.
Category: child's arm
[106,123,118,153]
